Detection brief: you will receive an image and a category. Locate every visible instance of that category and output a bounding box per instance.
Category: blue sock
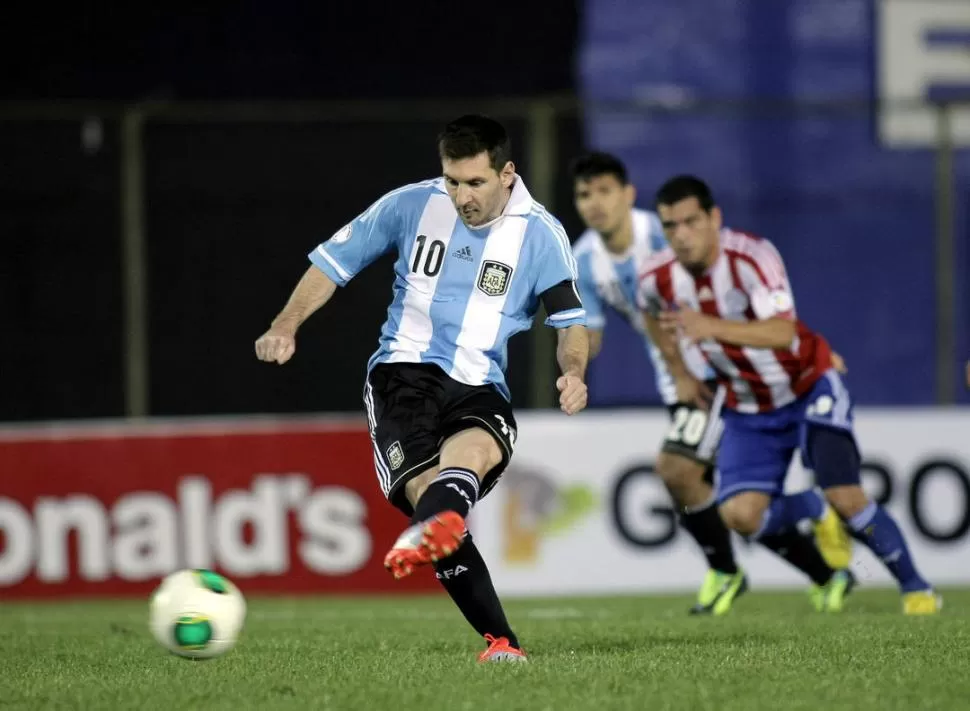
[754,490,826,538]
[848,502,929,593]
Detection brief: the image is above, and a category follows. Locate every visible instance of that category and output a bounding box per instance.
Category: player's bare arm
[556,325,589,415]
[644,311,712,407]
[588,329,604,359]
[255,266,337,364]
[660,307,795,350]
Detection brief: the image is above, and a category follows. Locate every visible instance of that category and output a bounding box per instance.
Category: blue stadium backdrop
[577,0,970,406]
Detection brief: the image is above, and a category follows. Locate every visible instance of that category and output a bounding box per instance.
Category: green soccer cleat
[809,569,856,612]
[690,569,748,616]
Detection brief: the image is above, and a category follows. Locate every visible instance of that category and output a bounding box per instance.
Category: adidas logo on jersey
[452,245,474,262]
[698,285,715,301]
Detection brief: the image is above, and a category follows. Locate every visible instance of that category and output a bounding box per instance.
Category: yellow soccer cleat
[902,590,942,616]
[813,504,853,570]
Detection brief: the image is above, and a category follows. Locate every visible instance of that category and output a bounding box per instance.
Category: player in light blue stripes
[256,115,589,662]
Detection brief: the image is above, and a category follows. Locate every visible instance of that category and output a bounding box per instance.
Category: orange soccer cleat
[383,511,467,580]
[477,634,528,663]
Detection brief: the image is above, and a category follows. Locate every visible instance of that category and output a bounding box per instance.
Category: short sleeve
[532,215,586,328]
[308,190,402,286]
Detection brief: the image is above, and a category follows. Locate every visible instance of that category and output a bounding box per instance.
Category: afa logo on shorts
[386,441,405,470]
[477,260,513,297]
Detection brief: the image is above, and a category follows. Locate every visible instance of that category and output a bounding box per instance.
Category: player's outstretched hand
[556,374,588,416]
[255,326,296,365]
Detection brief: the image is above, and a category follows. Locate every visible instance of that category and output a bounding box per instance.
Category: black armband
[540,280,583,315]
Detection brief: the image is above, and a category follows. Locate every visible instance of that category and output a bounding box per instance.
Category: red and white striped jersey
[637,228,833,414]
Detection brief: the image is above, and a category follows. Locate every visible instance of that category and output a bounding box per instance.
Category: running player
[640,174,940,614]
[255,115,591,661]
[572,153,851,614]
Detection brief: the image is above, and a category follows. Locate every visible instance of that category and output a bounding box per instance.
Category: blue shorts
[716,369,858,503]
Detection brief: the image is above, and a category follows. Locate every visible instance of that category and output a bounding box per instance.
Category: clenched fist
[556,373,588,416]
[255,326,296,365]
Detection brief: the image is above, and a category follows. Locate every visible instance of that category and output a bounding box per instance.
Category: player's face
[573,174,635,236]
[442,152,516,227]
[658,197,722,272]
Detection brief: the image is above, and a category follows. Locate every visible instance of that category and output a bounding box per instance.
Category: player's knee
[719,493,768,536]
[440,428,502,477]
[655,452,710,507]
[823,484,870,520]
[404,468,439,508]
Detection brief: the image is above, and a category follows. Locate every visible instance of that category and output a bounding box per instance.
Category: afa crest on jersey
[478,260,513,297]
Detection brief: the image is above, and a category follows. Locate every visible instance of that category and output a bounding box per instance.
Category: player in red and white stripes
[638,175,939,615]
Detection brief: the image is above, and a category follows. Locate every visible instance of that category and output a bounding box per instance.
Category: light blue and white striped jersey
[573,208,711,405]
[310,176,585,401]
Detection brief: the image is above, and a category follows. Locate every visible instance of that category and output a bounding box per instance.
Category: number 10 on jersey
[411,234,445,277]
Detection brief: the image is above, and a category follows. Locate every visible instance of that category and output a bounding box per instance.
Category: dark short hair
[570,152,629,185]
[437,115,511,172]
[655,175,716,212]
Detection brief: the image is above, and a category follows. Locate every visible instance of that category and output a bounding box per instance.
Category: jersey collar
[504,175,534,216]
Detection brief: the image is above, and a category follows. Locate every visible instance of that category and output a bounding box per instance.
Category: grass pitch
[1,589,967,711]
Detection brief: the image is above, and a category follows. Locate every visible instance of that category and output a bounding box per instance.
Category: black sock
[680,498,738,575]
[758,529,834,586]
[409,469,516,647]
[432,533,519,648]
[411,467,480,521]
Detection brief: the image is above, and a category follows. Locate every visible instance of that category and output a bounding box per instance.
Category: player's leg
[382,425,502,576]
[363,363,452,571]
[660,395,746,614]
[384,377,525,661]
[665,393,842,611]
[717,409,855,610]
[802,371,940,614]
[415,428,523,662]
[716,412,820,538]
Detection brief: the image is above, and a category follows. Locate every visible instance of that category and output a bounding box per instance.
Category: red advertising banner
[0,418,440,599]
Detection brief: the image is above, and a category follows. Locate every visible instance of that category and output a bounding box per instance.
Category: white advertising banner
[469,409,970,597]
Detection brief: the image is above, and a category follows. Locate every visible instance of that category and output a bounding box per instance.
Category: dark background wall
[0,3,584,421]
[2,1,966,422]
[0,5,581,101]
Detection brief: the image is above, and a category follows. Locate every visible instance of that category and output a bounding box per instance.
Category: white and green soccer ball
[149,569,247,660]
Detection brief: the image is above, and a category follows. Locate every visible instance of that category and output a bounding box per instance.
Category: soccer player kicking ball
[571,152,851,615]
[638,175,940,615]
[255,115,590,662]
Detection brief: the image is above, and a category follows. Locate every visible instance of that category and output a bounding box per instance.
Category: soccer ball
[149,569,247,660]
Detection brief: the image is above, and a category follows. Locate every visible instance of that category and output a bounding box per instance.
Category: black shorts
[661,381,724,467]
[362,362,516,517]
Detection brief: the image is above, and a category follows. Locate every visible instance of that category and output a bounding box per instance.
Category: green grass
[1,589,967,711]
